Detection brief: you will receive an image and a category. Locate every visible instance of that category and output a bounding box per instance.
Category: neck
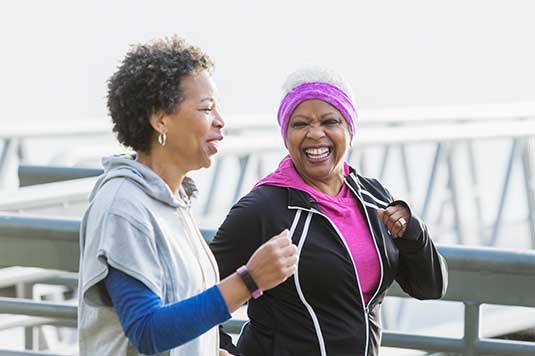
[301,170,345,196]
[136,148,187,194]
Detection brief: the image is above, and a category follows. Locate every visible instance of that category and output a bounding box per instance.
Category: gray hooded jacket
[78,155,220,356]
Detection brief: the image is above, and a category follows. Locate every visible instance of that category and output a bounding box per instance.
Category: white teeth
[304,147,330,160]
[305,147,329,156]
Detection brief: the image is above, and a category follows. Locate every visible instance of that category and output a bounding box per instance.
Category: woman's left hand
[377,205,410,239]
[219,349,234,356]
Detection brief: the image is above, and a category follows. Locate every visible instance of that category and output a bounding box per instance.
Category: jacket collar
[344,167,364,200]
[287,188,318,210]
[286,167,363,210]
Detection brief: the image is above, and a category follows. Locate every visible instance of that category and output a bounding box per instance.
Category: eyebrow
[292,112,340,120]
[291,114,310,120]
[200,97,214,104]
[321,111,340,118]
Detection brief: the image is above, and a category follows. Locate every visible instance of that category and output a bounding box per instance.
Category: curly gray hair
[281,65,355,102]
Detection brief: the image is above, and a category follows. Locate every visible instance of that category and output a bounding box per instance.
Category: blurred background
[1,1,535,355]
[2,0,535,118]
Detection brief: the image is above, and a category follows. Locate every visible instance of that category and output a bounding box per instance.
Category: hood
[255,155,351,195]
[89,154,198,209]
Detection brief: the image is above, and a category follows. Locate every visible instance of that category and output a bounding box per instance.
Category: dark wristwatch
[236,265,263,299]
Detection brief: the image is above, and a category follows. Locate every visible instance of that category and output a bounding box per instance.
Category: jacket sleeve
[104,266,230,354]
[376,180,448,300]
[209,189,268,355]
[393,211,448,300]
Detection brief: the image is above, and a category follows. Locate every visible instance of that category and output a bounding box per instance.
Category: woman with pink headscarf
[211,67,447,356]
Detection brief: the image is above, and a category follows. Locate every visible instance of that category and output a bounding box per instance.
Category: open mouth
[206,138,222,154]
[304,146,332,162]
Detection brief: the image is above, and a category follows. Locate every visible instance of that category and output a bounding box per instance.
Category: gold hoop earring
[158,132,167,146]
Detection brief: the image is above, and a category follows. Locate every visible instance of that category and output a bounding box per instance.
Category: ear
[148,113,168,134]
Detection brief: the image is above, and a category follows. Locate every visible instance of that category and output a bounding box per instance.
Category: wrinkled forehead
[291,99,343,117]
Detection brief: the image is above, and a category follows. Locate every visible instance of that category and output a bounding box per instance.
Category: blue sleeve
[104,266,231,354]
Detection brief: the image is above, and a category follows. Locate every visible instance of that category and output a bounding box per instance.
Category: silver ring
[398,217,407,227]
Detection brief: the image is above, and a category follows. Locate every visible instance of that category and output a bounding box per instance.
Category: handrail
[8,120,535,249]
[0,177,96,213]
[18,165,102,187]
[215,121,535,155]
[2,103,534,140]
[1,215,535,355]
[3,214,535,277]
[0,298,76,320]
[0,350,67,356]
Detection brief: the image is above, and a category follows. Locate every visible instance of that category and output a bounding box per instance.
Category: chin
[201,156,213,169]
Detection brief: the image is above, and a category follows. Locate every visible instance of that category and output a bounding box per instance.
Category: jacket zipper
[288,205,375,356]
[345,176,386,308]
[346,175,391,356]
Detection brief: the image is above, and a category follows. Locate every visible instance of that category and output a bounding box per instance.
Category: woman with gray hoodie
[78,36,297,356]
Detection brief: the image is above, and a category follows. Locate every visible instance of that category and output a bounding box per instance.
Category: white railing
[2,103,535,248]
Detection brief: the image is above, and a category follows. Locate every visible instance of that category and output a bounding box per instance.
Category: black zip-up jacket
[211,171,448,356]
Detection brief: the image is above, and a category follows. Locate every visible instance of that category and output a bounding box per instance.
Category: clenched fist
[246,229,298,291]
[377,204,411,239]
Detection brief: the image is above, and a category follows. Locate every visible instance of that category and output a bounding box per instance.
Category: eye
[291,121,307,128]
[323,118,341,126]
[200,107,213,113]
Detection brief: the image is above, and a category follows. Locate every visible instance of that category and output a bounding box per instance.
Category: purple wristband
[236,265,263,299]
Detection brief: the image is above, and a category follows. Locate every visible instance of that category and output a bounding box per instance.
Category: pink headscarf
[277,82,357,146]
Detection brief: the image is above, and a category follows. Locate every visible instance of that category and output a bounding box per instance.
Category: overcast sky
[1,0,534,122]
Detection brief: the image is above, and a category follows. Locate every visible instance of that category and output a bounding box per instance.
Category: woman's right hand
[246,229,298,291]
[217,229,297,312]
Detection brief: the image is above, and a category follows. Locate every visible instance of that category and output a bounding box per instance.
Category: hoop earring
[158,132,167,146]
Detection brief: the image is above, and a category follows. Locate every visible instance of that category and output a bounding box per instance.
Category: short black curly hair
[107,36,214,153]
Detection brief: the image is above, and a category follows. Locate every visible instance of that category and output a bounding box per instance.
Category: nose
[306,124,325,140]
[212,109,225,129]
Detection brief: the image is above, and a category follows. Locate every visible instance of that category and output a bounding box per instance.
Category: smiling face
[286,99,351,190]
[162,70,224,172]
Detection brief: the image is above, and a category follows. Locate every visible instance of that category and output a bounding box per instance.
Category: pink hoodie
[255,155,380,305]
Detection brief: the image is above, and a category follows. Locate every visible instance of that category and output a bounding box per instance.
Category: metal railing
[1,215,535,355]
[7,119,535,250]
[202,119,535,249]
[17,166,102,187]
[3,105,535,249]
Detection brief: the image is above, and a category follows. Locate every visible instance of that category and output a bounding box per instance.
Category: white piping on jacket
[348,174,390,268]
[290,210,327,356]
[363,201,382,210]
[286,174,394,356]
[289,209,302,238]
[355,173,449,298]
[359,189,389,208]
[289,205,372,356]
[347,173,388,356]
